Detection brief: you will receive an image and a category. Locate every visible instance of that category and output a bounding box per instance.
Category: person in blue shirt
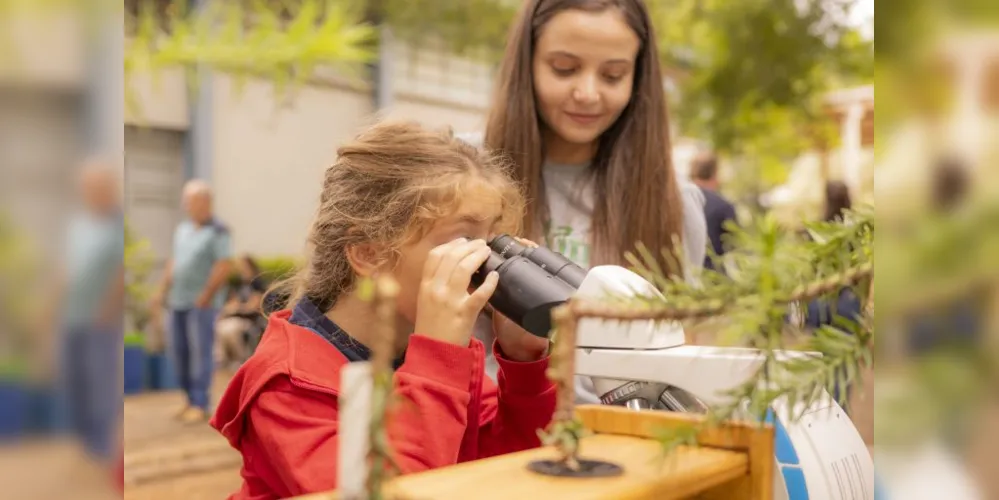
[689,152,738,271]
[152,180,232,423]
[57,160,124,466]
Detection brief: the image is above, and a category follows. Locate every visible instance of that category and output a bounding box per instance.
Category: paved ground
[124,372,242,500]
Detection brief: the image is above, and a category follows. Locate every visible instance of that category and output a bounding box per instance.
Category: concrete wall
[120,36,498,258]
[208,40,496,257]
[0,12,87,91]
[125,68,190,130]
[209,75,375,256]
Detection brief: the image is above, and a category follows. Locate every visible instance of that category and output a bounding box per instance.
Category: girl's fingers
[514,236,539,248]
[423,238,466,283]
[450,245,491,287]
[432,239,486,289]
[466,271,498,311]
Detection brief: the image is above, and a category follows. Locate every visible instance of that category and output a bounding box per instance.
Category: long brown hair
[484,0,685,276]
[270,121,523,313]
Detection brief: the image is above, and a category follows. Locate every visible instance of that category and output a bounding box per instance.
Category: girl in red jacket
[210,121,557,499]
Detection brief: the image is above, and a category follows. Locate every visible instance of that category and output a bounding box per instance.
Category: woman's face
[532,8,640,148]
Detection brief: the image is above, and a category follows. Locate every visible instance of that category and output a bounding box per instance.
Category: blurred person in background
[805,180,862,330]
[804,180,862,412]
[822,180,852,222]
[214,254,268,371]
[151,180,232,423]
[907,157,981,358]
[689,151,737,271]
[55,159,124,469]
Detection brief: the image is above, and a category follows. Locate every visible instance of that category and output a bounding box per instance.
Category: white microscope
[476,236,875,500]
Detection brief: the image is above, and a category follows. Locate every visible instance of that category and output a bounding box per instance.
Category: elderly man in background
[57,160,124,466]
[152,180,232,423]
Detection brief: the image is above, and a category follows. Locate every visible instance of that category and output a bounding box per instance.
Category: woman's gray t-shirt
[533,161,707,403]
[541,161,707,274]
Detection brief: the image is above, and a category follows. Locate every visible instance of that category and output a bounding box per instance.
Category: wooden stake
[371,276,400,374]
[550,303,580,466]
[365,276,400,500]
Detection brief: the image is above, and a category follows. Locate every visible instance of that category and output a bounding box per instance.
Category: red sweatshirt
[210,310,557,499]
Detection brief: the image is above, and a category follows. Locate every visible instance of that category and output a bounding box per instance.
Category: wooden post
[366,276,401,500]
[339,362,373,499]
[550,303,580,467]
[370,277,400,375]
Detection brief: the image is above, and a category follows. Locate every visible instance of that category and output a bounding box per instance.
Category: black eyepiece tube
[488,234,586,288]
[471,252,576,338]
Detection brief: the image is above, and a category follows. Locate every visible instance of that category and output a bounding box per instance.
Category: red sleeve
[476,340,557,458]
[245,336,476,497]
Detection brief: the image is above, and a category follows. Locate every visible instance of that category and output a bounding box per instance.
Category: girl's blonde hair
[274,120,524,312]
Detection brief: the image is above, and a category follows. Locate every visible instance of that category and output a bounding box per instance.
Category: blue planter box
[146,353,178,390]
[27,386,69,433]
[123,346,146,395]
[0,381,28,439]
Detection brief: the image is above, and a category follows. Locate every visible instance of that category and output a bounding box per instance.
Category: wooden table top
[295,433,749,500]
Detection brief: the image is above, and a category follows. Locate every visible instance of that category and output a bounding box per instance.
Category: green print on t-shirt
[548,225,590,268]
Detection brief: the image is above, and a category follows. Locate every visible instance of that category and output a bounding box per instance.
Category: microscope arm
[575,345,825,409]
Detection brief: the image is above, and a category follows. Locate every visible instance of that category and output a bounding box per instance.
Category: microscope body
[573,266,875,500]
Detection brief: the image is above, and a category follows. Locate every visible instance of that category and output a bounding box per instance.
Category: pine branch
[561,207,875,460]
[652,317,872,457]
[570,263,871,322]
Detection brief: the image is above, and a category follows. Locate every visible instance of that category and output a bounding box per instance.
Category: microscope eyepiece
[488,234,586,288]
[470,235,581,338]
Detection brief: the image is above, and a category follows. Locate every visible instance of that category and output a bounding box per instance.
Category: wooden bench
[293,405,775,500]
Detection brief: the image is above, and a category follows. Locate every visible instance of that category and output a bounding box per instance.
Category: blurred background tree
[124,220,157,341]
[126,0,872,158]
[649,0,873,205]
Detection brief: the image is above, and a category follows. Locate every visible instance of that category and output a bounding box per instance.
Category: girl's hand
[493,312,551,362]
[414,238,498,347]
[492,237,550,362]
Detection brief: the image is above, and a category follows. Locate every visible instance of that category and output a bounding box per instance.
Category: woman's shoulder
[678,179,706,210]
[676,179,708,275]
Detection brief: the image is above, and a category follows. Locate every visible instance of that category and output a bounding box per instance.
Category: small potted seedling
[529,303,622,478]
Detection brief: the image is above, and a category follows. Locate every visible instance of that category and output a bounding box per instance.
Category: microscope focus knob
[599,381,668,409]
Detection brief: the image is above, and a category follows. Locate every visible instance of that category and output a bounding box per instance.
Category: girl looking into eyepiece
[210,121,555,499]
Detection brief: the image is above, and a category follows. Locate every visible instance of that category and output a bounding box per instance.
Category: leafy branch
[125,0,376,97]
[566,206,873,456]
[124,220,157,336]
[0,211,41,361]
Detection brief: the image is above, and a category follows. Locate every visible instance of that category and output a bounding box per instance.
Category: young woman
[210,121,555,499]
[476,0,709,402]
